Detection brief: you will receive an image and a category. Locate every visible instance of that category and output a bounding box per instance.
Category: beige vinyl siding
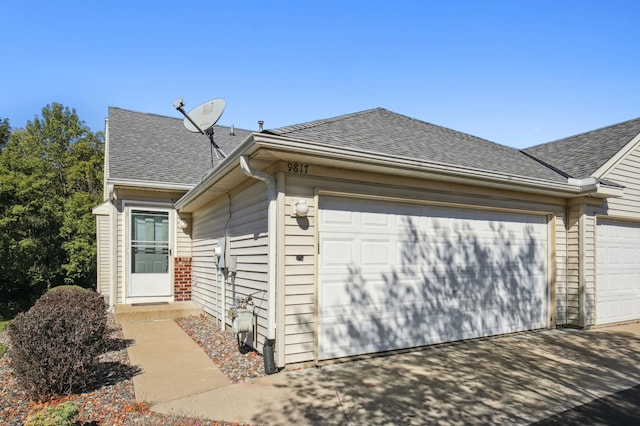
[283,168,567,364]
[228,183,269,350]
[565,202,582,326]
[95,214,111,301]
[190,181,270,352]
[282,183,316,364]
[564,200,599,327]
[601,148,640,218]
[554,214,568,325]
[191,200,228,320]
[583,212,597,326]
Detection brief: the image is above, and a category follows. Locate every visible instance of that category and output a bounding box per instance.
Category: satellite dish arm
[175,105,206,135]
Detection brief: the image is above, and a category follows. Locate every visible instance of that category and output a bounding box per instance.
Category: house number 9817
[287,162,309,174]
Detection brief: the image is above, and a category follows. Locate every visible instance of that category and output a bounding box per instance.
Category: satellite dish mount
[173,98,227,162]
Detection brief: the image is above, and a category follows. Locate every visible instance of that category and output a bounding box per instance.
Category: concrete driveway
[151,323,640,425]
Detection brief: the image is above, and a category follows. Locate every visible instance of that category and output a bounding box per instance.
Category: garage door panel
[361,239,394,267]
[319,304,467,359]
[623,247,636,264]
[319,197,548,360]
[361,211,393,228]
[596,219,640,325]
[319,296,546,360]
[320,275,457,314]
[319,207,356,227]
[320,238,355,269]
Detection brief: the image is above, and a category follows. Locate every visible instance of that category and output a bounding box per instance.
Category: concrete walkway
[122,320,640,425]
[120,320,229,403]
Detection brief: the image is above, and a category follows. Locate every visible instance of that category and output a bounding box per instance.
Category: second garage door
[318,196,548,360]
[596,218,640,325]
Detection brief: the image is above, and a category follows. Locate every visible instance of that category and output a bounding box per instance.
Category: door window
[131,211,169,273]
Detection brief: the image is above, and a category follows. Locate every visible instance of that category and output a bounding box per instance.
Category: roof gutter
[568,177,624,198]
[250,134,616,198]
[108,178,194,192]
[177,132,623,212]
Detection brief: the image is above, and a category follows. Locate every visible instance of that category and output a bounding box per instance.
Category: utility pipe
[239,156,278,345]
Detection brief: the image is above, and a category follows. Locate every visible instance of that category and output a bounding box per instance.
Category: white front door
[318,196,548,360]
[129,210,172,297]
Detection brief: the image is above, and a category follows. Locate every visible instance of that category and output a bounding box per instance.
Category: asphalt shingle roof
[108,107,250,186]
[524,117,640,179]
[111,106,638,188]
[267,108,567,183]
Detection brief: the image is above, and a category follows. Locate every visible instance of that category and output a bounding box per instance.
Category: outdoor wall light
[177,219,189,229]
[293,199,309,217]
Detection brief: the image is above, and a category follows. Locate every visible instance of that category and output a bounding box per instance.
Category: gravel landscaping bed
[0,314,262,425]
[175,315,266,383]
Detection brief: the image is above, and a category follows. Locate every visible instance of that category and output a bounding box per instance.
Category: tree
[0,104,103,316]
[0,118,9,151]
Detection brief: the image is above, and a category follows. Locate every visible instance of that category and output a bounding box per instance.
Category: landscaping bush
[7,286,108,400]
[25,401,79,426]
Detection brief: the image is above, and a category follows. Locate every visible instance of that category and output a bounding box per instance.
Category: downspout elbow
[240,156,275,190]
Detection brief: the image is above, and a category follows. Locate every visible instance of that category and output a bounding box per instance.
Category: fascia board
[593,132,640,178]
[176,132,623,211]
[592,183,625,198]
[108,178,194,192]
[251,134,582,195]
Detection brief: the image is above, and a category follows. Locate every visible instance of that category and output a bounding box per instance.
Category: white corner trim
[593,132,640,179]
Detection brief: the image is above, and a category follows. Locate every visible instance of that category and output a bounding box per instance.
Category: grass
[0,318,11,357]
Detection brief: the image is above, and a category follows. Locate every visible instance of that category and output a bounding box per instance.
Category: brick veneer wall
[174,257,192,301]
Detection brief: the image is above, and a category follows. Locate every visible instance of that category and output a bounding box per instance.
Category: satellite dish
[173,97,228,162]
[182,99,226,133]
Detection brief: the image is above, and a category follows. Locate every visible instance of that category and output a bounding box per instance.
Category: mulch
[0,314,265,425]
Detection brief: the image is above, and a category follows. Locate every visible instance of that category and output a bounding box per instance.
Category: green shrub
[48,285,88,293]
[7,287,108,400]
[0,319,8,357]
[25,401,79,426]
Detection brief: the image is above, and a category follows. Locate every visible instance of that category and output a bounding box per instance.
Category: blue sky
[2,0,639,148]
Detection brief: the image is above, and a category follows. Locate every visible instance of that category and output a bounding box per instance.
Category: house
[94,106,639,370]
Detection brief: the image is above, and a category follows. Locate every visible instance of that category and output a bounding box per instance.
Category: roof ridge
[109,106,181,122]
[270,107,386,135]
[526,115,640,150]
[271,107,520,153]
[108,106,251,132]
[379,108,517,150]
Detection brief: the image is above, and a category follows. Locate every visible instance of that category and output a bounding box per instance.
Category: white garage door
[318,197,548,360]
[596,219,640,325]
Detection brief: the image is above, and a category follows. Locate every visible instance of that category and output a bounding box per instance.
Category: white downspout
[239,156,277,341]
